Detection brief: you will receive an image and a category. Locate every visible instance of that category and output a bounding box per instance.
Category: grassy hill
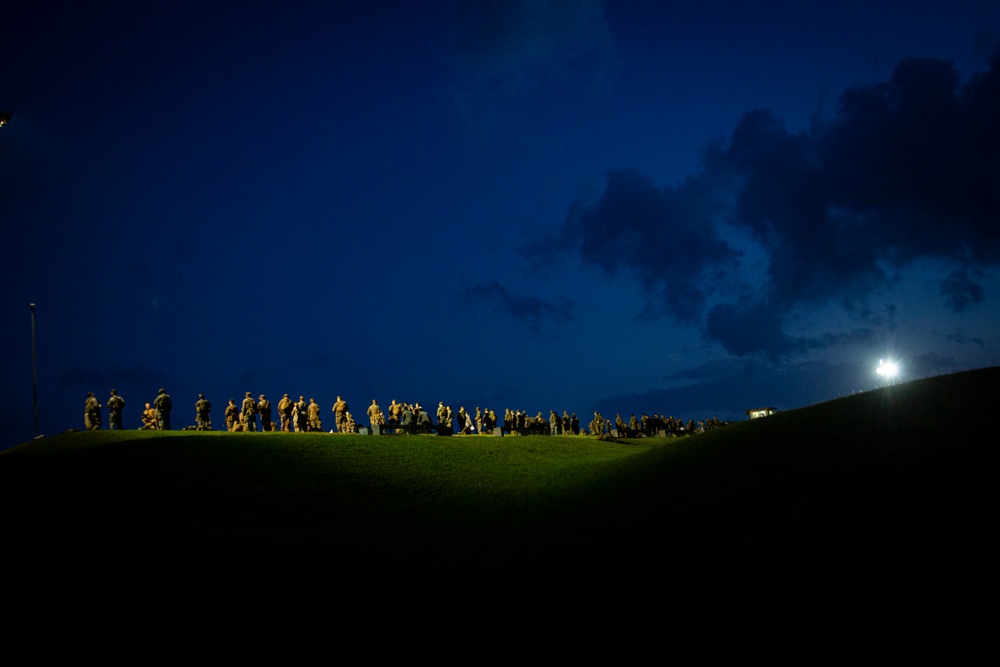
[1,368,993,599]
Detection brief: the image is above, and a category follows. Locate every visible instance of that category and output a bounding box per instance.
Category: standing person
[332,396,349,432]
[457,407,471,434]
[295,396,308,433]
[154,388,172,430]
[84,392,102,430]
[437,402,450,434]
[225,399,239,431]
[258,394,272,432]
[241,392,257,431]
[307,398,322,431]
[107,389,125,430]
[277,394,293,432]
[367,399,385,432]
[195,394,212,430]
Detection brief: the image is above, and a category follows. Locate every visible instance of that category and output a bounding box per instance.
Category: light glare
[876,359,899,378]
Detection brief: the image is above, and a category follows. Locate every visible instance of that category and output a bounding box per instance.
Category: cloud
[940,267,986,312]
[459,281,575,333]
[704,299,876,362]
[705,300,803,360]
[946,331,985,347]
[531,168,741,321]
[538,49,1000,358]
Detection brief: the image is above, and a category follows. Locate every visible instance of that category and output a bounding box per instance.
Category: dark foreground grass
[1,368,994,600]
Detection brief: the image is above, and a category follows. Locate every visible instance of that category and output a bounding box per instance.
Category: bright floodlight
[0,111,11,127]
[876,359,899,378]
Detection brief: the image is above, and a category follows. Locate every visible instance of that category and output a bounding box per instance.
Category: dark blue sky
[2,0,998,446]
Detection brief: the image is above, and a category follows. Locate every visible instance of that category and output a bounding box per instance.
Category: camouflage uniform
[277,394,293,432]
[195,394,212,430]
[590,412,605,436]
[225,400,239,431]
[333,397,349,432]
[153,389,172,430]
[258,395,272,431]
[295,397,308,432]
[141,403,157,429]
[368,400,385,428]
[387,400,402,425]
[241,393,257,432]
[84,393,101,430]
[107,390,125,430]
[307,399,322,431]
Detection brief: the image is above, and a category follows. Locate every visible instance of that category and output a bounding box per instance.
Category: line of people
[83,388,724,437]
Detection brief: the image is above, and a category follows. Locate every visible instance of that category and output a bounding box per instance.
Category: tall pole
[31,303,37,438]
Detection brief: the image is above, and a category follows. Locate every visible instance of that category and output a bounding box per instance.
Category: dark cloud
[538,50,1000,358]
[705,300,876,362]
[946,331,985,347]
[816,56,1000,264]
[530,168,740,321]
[940,267,986,312]
[705,300,801,360]
[459,281,575,333]
[841,301,898,332]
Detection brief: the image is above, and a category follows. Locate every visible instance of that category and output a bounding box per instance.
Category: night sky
[2,1,998,447]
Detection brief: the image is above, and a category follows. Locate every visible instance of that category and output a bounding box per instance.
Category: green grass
[2,368,994,598]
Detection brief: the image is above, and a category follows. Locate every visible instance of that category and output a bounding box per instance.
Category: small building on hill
[745,407,778,420]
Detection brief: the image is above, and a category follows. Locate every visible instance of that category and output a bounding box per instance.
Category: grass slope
[1,368,993,596]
